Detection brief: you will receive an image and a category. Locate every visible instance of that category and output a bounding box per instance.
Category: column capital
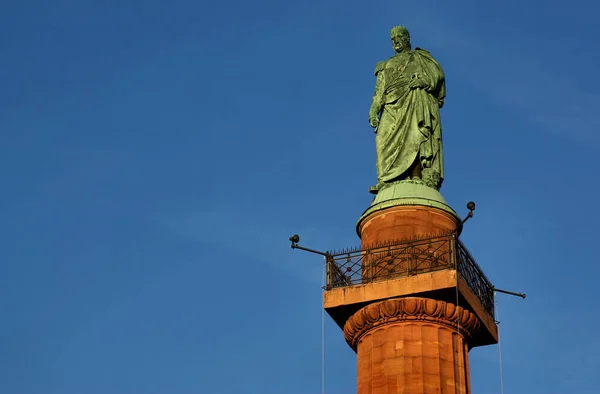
[343,297,481,350]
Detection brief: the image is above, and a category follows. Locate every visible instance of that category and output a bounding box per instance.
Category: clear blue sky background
[1,0,599,393]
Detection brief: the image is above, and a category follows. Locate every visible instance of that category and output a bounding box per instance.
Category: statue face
[391,35,409,53]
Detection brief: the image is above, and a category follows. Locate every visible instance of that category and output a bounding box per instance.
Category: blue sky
[1,0,599,393]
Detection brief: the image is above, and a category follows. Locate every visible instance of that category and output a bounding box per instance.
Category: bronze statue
[368,26,446,194]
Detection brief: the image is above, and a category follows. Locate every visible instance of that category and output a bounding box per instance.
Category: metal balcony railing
[325,234,495,317]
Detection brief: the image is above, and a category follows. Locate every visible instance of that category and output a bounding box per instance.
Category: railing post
[450,234,456,274]
[362,250,369,283]
[367,250,372,283]
[325,254,332,290]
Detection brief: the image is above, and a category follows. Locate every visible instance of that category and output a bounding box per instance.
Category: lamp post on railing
[289,234,336,289]
[289,234,330,257]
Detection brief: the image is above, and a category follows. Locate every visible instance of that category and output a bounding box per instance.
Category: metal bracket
[493,286,526,325]
[493,286,526,299]
[289,234,330,257]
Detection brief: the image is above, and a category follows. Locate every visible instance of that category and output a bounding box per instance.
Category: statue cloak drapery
[371,48,446,188]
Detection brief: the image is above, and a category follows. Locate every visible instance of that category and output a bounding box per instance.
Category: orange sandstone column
[344,298,480,394]
[358,205,460,282]
[358,205,460,247]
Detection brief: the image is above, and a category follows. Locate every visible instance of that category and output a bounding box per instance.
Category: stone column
[344,297,481,394]
[358,205,460,282]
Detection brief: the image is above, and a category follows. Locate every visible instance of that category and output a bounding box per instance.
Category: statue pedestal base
[357,180,460,244]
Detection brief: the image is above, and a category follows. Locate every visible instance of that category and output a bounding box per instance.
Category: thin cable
[321,257,326,394]
[495,291,505,394]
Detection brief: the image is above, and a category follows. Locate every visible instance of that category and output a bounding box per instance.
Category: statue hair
[390,26,410,42]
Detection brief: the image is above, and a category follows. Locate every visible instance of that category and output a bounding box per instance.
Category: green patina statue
[368,26,446,194]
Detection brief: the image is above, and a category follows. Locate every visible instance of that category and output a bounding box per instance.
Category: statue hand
[409,75,427,90]
[369,117,379,129]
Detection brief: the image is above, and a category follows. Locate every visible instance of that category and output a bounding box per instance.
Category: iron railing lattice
[325,234,495,317]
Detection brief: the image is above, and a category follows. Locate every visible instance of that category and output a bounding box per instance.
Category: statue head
[390,25,411,53]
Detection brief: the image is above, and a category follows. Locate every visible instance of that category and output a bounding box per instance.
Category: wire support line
[321,257,326,394]
[495,291,505,394]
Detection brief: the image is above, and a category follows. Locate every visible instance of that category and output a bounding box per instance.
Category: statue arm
[369,62,385,128]
[413,49,446,108]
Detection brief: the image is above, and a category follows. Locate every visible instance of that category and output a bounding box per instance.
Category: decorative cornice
[343,297,481,350]
[356,181,460,237]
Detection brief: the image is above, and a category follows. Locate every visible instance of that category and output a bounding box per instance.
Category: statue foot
[421,168,442,190]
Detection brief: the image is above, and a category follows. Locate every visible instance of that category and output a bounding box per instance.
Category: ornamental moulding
[343,297,481,350]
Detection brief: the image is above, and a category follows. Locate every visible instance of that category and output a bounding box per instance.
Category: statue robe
[369,48,446,188]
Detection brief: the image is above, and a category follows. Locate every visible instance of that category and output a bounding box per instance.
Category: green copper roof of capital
[356,181,460,237]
